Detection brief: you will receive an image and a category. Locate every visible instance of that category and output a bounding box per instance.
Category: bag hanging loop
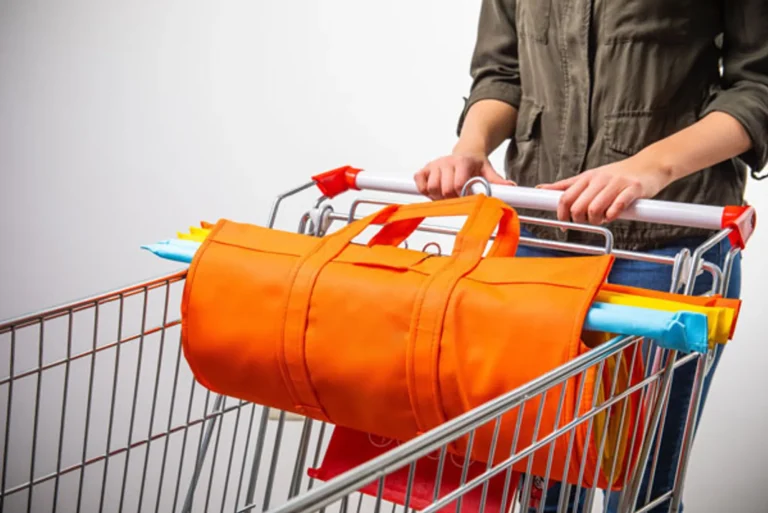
[461,176,493,198]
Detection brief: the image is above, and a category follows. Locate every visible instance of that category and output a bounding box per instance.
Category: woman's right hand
[414,153,515,200]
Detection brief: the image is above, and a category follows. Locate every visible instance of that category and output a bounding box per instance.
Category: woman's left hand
[537,155,673,225]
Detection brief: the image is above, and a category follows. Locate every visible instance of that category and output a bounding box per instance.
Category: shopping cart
[0,167,755,513]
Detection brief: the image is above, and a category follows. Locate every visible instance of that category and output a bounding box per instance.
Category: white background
[1,1,766,511]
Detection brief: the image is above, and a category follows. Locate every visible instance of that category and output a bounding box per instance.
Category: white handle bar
[311,167,756,247]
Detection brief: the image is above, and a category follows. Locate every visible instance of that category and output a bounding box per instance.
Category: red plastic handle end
[312,166,362,198]
[721,205,757,250]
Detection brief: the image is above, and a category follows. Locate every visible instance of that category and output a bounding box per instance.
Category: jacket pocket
[517,0,551,44]
[603,110,697,157]
[510,98,544,181]
[601,0,713,43]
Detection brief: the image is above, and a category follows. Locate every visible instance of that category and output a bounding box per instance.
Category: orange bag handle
[366,196,520,257]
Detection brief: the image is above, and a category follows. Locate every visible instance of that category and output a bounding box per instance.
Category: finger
[441,165,458,198]
[556,176,590,223]
[569,179,609,225]
[427,165,445,200]
[605,186,641,223]
[414,168,429,196]
[453,161,473,197]
[587,181,623,225]
[538,175,579,191]
[478,163,512,186]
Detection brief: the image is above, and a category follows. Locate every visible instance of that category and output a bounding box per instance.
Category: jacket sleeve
[457,0,522,136]
[702,0,768,174]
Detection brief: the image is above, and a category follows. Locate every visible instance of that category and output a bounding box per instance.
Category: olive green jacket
[458,0,768,250]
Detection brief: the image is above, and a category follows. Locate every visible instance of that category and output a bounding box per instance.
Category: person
[415,1,767,512]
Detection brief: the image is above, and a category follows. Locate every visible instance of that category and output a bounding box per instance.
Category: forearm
[638,111,753,183]
[453,99,518,157]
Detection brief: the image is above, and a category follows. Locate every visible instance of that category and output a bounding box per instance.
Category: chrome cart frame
[0,169,755,513]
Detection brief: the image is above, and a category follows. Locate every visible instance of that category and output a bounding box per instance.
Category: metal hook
[303,204,335,237]
[461,176,493,197]
[315,204,335,237]
[297,212,312,235]
[422,242,442,255]
[367,433,396,449]
[449,453,477,470]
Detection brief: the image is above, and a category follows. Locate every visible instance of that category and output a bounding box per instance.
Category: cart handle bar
[312,165,756,249]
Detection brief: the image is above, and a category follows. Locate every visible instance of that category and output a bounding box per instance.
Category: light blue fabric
[584,302,708,354]
[141,238,710,353]
[141,240,199,264]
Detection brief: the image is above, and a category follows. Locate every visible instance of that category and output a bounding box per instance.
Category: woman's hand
[537,154,673,225]
[415,153,515,200]
[537,112,754,225]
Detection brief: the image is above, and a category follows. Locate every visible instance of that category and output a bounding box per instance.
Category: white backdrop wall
[1,1,766,511]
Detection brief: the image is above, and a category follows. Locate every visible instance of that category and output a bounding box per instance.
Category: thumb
[481,162,516,186]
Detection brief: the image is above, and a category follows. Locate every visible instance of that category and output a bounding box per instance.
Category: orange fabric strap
[279,205,399,420]
[369,196,520,258]
[405,198,519,433]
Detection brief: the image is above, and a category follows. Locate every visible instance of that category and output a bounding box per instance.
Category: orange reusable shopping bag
[181,194,644,490]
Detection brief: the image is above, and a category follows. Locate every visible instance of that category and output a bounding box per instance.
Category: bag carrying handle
[329,194,520,259]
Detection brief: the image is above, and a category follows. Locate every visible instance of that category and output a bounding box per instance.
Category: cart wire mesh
[0,182,740,513]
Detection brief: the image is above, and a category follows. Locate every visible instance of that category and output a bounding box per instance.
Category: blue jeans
[515,228,742,513]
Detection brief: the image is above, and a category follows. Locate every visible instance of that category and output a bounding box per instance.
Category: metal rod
[403,461,417,513]
[52,311,74,513]
[455,430,476,513]
[557,368,590,510]
[584,352,625,512]
[519,391,549,509]
[267,181,317,229]
[353,173,740,231]
[221,400,247,513]
[26,320,44,513]
[500,403,526,513]
[181,393,225,513]
[431,445,447,503]
[76,305,100,512]
[478,416,503,513]
[373,477,385,513]
[289,418,314,499]
[171,375,200,513]
[119,288,151,513]
[668,355,708,512]
[98,295,126,513]
[243,406,271,511]
[139,283,172,513]
[571,360,606,513]
[536,379,569,513]
[234,404,258,509]
[308,421,328,491]
[262,410,287,511]
[0,327,16,513]
[603,342,642,513]
[156,336,185,513]
[204,397,227,513]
